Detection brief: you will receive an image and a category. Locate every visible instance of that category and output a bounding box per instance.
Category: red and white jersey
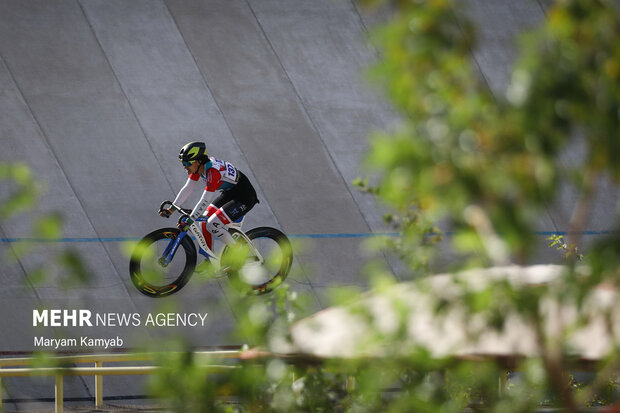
[172,156,241,220]
[189,157,239,192]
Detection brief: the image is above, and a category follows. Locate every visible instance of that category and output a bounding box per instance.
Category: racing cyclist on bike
[159,141,259,253]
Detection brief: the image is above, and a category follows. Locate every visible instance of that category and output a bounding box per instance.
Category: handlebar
[159,201,193,225]
[159,200,176,213]
[159,201,192,214]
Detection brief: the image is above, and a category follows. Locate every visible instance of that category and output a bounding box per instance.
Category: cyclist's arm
[189,189,215,221]
[172,174,199,206]
[187,167,220,220]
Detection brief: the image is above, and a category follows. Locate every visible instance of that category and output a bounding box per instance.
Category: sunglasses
[181,161,194,167]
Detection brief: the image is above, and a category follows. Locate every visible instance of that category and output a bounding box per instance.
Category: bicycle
[129,201,293,297]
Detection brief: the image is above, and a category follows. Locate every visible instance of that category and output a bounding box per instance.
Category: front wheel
[129,228,197,297]
[223,227,293,295]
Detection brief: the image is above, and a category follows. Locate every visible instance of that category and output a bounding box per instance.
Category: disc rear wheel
[223,227,293,295]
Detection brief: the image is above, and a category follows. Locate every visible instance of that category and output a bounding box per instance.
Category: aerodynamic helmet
[179,141,208,166]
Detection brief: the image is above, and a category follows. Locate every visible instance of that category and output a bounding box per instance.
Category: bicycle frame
[159,210,263,271]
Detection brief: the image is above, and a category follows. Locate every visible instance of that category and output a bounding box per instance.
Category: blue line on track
[0,230,616,243]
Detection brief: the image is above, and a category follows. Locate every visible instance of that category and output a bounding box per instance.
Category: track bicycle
[129,201,293,297]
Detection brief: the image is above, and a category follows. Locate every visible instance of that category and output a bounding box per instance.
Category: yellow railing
[0,350,241,413]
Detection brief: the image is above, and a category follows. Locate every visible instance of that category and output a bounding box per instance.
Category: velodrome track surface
[0,0,618,408]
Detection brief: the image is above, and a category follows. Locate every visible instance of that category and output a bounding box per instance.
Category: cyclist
[159,141,259,248]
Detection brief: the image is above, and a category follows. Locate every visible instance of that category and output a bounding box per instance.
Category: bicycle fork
[159,231,187,267]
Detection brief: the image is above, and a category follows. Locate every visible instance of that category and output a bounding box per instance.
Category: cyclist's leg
[206,197,258,243]
[196,192,225,250]
[205,204,236,246]
[205,173,259,246]
[194,196,236,274]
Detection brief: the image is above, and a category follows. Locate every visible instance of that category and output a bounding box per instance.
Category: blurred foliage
[0,162,91,289]
[0,163,39,215]
[547,234,584,261]
[359,0,620,269]
[144,0,620,411]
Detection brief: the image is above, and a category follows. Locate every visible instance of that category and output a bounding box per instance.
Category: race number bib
[212,158,238,184]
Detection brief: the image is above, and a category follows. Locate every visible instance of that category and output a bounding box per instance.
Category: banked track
[0,0,618,409]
